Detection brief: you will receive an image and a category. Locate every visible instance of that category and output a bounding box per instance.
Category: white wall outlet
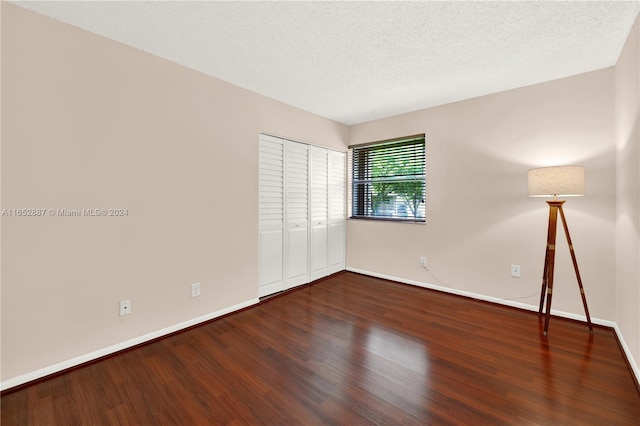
[419,256,427,268]
[511,265,521,278]
[191,282,201,298]
[119,299,131,316]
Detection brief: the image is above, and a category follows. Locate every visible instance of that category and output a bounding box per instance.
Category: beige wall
[1,4,347,382]
[614,15,640,368]
[3,2,639,387]
[348,69,616,321]
[0,0,4,377]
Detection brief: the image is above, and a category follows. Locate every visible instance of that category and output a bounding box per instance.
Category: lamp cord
[421,265,539,302]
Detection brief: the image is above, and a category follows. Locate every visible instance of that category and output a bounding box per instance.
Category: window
[350,134,425,223]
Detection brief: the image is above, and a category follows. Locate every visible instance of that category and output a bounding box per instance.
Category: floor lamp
[528,166,593,336]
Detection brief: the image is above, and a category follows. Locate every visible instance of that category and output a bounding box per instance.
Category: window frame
[349,134,426,224]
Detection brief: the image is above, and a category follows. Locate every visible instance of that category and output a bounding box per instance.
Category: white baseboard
[5,270,639,393]
[346,267,613,325]
[346,267,639,387]
[1,298,260,392]
[612,322,640,387]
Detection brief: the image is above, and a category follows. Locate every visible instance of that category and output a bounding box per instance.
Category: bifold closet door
[259,134,345,297]
[309,146,329,281]
[328,150,346,274]
[258,135,284,297]
[285,140,309,288]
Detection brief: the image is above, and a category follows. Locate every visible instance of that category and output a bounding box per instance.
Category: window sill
[349,216,426,224]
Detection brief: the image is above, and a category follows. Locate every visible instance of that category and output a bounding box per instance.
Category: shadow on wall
[616,118,640,236]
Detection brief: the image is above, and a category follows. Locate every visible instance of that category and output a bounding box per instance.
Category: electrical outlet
[119,299,131,316]
[419,256,427,268]
[191,282,201,298]
[511,265,521,278]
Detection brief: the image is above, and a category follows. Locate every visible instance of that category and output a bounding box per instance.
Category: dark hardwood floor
[2,272,639,425]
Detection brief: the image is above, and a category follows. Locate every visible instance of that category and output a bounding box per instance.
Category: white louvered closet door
[309,146,329,281]
[328,150,346,274]
[285,140,309,289]
[258,135,284,297]
[259,134,346,297]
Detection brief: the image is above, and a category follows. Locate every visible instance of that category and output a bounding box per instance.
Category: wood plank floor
[2,271,639,425]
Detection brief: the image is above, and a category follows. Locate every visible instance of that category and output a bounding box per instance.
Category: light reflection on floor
[365,326,429,376]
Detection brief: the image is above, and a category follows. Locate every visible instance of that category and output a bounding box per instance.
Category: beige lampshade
[528,166,585,197]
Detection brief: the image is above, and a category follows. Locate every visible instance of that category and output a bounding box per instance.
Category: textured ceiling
[13,1,640,125]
